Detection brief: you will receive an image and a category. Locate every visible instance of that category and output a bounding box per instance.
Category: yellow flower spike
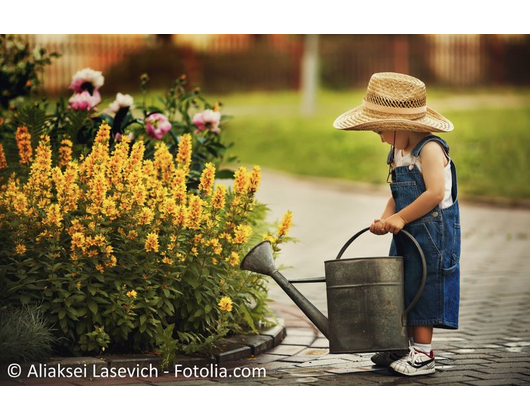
[198,162,216,196]
[173,205,188,227]
[25,135,52,208]
[94,122,111,144]
[154,142,176,185]
[187,195,203,230]
[212,184,226,210]
[16,126,33,165]
[176,133,192,176]
[145,232,159,253]
[44,203,63,228]
[249,165,261,194]
[218,296,233,312]
[233,167,249,194]
[277,210,293,237]
[59,138,73,168]
[128,141,145,170]
[0,143,8,170]
[87,172,108,215]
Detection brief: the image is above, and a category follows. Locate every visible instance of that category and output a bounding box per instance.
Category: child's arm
[383,142,447,234]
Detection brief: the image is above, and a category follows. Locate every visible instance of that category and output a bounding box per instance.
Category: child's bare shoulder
[419,141,448,165]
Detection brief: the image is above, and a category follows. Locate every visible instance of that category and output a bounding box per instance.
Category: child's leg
[413,325,433,354]
[413,326,433,344]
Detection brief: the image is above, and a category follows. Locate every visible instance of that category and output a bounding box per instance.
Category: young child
[333,72,461,376]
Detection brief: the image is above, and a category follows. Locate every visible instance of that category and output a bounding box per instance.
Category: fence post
[393,35,409,75]
[301,34,320,116]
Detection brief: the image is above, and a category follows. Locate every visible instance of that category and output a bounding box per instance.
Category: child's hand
[383,213,407,234]
[370,218,388,235]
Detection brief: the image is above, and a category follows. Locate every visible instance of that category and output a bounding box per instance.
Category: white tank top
[393,147,454,209]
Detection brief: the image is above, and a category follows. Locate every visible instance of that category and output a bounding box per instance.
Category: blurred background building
[20,34,530,95]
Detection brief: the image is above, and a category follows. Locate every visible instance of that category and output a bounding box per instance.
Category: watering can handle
[335,227,427,321]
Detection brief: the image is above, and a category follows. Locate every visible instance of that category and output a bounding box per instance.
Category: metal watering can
[240,227,426,354]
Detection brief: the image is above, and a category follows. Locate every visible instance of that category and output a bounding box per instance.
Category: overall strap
[410,135,450,159]
[386,146,395,165]
[412,135,458,202]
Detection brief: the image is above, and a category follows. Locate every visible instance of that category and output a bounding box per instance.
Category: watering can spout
[241,241,329,338]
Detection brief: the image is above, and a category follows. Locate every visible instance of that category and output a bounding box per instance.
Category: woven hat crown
[364,72,427,110]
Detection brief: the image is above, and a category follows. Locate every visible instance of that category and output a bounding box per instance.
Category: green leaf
[76,320,86,335]
[88,300,98,315]
[58,308,66,320]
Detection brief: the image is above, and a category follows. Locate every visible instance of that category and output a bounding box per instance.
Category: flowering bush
[0,122,293,356]
[1,67,234,190]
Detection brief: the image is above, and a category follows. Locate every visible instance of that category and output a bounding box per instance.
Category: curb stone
[0,315,286,385]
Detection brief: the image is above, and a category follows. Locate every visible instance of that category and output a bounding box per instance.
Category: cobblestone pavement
[174,169,530,386]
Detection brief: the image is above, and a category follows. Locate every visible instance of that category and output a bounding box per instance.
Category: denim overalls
[388,135,461,329]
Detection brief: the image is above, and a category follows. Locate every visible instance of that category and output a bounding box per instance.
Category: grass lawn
[213,88,530,201]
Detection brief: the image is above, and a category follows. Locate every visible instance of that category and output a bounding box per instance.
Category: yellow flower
[233,224,252,244]
[15,244,27,255]
[138,207,154,225]
[162,256,173,265]
[176,133,192,176]
[0,143,8,170]
[173,205,188,227]
[198,162,216,196]
[71,232,86,250]
[96,263,105,274]
[212,184,226,210]
[76,281,82,289]
[44,203,63,228]
[145,232,159,253]
[218,296,233,312]
[16,126,33,165]
[249,165,261,194]
[227,251,240,267]
[208,238,222,255]
[59,138,73,167]
[277,210,293,237]
[126,290,138,299]
[233,167,249,194]
[263,234,275,243]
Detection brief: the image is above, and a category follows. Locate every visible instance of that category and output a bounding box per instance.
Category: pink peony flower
[145,113,172,140]
[108,93,134,113]
[68,90,102,111]
[192,109,221,134]
[69,68,105,94]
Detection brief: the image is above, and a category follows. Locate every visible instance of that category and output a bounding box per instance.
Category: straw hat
[333,72,454,132]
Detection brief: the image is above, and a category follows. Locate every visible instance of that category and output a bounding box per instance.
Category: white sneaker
[389,346,436,376]
[370,350,409,367]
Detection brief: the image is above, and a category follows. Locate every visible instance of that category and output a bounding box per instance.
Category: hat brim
[333,105,454,133]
